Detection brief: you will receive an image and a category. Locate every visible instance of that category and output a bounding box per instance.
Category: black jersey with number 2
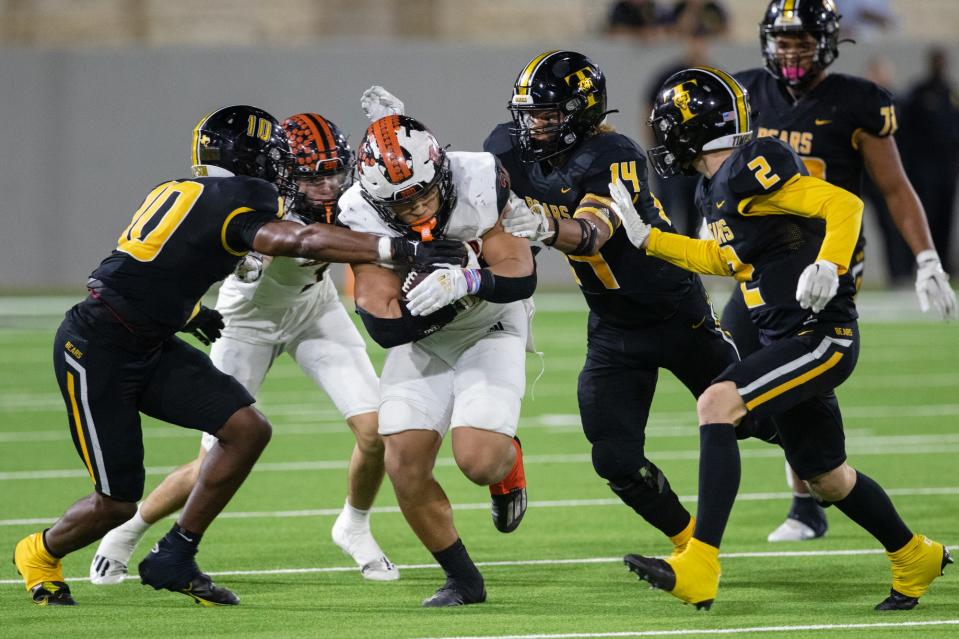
[694,136,858,339]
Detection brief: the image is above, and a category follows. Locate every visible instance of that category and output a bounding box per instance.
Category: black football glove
[389,237,468,269]
[182,306,224,346]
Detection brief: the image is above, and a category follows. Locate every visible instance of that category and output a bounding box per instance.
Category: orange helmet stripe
[370,115,413,184]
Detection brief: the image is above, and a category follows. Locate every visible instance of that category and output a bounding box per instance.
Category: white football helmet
[357,115,456,241]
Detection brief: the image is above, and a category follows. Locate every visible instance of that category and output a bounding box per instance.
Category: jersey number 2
[747,156,781,190]
[117,181,204,261]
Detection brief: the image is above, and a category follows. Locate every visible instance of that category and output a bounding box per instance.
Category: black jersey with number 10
[90,176,281,334]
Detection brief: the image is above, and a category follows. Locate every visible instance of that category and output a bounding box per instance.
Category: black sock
[432,539,483,590]
[608,463,691,538]
[693,423,740,548]
[165,523,203,550]
[833,471,913,552]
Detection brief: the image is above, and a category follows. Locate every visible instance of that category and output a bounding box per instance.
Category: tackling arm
[252,220,381,263]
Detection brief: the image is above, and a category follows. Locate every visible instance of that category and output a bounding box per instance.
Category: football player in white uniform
[340,97,535,607]
[89,113,398,584]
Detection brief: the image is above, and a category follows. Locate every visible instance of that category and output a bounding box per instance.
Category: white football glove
[501,193,555,242]
[796,259,839,314]
[608,180,651,249]
[361,85,405,121]
[234,253,266,283]
[406,268,473,317]
[915,250,957,320]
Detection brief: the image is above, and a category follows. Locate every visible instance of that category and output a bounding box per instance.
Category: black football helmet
[508,50,609,163]
[192,105,296,198]
[760,0,842,88]
[356,115,456,242]
[281,113,354,223]
[647,66,753,178]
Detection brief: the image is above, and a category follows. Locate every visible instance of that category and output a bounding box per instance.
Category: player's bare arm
[352,262,404,319]
[252,219,467,268]
[858,132,936,255]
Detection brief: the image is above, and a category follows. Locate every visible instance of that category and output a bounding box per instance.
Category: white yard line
[0,546,955,586]
[3,487,958,527]
[5,441,959,481]
[415,619,959,639]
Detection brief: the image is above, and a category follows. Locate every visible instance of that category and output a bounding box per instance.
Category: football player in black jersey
[614,66,951,611]
[13,105,467,607]
[485,50,742,566]
[729,0,956,543]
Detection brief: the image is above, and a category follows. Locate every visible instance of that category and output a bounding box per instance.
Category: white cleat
[331,508,399,582]
[89,553,129,585]
[767,517,823,542]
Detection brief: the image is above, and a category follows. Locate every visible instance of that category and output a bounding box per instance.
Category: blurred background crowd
[0,0,956,291]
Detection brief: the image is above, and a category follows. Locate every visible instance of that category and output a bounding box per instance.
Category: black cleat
[139,538,239,606]
[874,589,920,611]
[176,571,239,607]
[490,488,527,534]
[625,554,677,592]
[489,437,527,533]
[29,581,77,606]
[421,580,487,608]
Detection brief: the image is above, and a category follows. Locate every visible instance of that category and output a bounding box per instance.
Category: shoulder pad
[727,137,805,199]
[576,133,649,198]
[483,122,514,156]
[337,184,396,236]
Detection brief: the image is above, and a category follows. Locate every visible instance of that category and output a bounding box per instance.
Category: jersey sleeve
[739,174,864,273]
[728,137,807,201]
[850,79,898,149]
[579,138,673,232]
[222,177,282,254]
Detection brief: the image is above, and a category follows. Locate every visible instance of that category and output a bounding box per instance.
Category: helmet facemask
[292,164,353,223]
[508,101,583,164]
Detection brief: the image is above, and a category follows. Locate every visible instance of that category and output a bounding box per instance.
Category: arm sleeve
[644,227,732,276]
[223,178,282,254]
[738,175,864,273]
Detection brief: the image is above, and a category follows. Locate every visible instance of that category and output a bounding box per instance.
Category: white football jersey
[216,215,337,326]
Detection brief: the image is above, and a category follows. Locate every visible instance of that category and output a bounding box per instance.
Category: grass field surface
[1,291,956,638]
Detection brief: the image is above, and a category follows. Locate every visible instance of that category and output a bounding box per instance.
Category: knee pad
[591,438,645,481]
[606,460,675,518]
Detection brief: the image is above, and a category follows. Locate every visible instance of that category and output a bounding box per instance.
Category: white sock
[126,507,152,536]
[343,499,371,529]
